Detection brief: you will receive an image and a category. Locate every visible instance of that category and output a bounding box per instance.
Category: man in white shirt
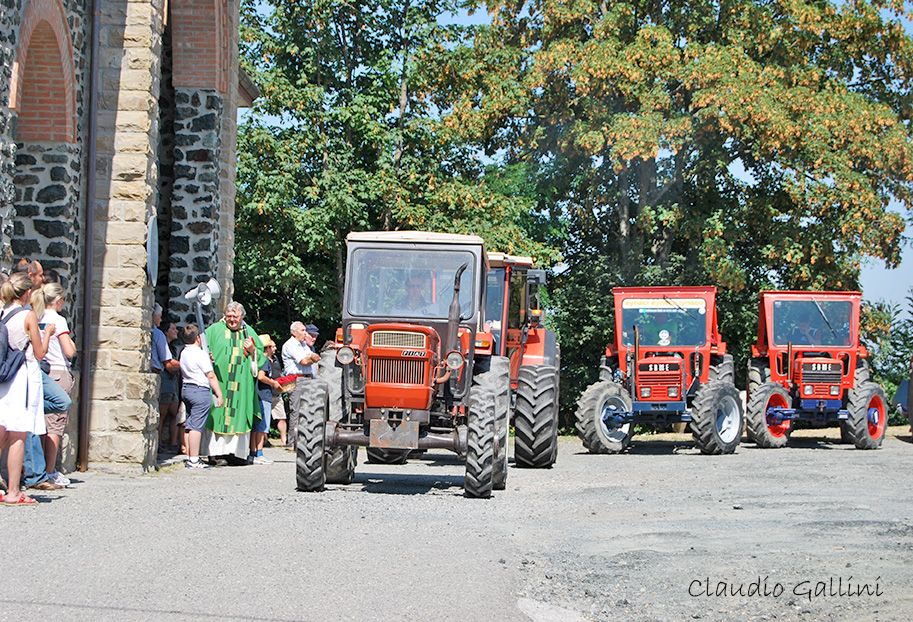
[282,321,320,447]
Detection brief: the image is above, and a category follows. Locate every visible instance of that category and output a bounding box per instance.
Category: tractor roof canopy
[754,291,861,353]
[487,252,534,269]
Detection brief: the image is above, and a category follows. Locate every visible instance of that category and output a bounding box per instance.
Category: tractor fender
[519,328,559,367]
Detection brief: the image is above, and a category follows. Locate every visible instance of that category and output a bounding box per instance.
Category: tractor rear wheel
[709,354,735,384]
[317,350,345,423]
[296,382,328,491]
[690,380,743,455]
[514,365,559,468]
[575,381,633,454]
[746,381,791,448]
[474,356,510,488]
[747,359,770,399]
[846,381,887,449]
[465,384,495,498]
[325,446,357,484]
[365,447,410,464]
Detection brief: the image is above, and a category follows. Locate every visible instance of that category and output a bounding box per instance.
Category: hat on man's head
[259,334,275,348]
[305,324,319,335]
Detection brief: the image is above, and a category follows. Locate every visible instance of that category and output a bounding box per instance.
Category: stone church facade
[0,0,253,470]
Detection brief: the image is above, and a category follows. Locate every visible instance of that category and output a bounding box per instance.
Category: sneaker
[252,455,273,465]
[185,460,211,469]
[48,471,70,487]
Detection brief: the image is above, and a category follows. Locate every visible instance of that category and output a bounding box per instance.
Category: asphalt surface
[2,427,912,622]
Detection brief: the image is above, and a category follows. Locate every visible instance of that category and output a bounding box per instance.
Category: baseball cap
[305,324,319,335]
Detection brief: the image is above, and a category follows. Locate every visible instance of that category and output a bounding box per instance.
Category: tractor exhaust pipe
[445,263,469,355]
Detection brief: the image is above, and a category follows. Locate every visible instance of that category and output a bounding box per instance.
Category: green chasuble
[204,320,264,435]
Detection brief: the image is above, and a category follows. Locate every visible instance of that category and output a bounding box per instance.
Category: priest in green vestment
[202,301,264,459]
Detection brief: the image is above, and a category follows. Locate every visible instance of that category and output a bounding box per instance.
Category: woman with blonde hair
[30,282,76,486]
[0,272,54,505]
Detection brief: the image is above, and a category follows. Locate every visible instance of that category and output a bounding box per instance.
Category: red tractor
[297,231,512,497]
[477,252,560,469]
[575,287,743,454]
[746,291,887,449]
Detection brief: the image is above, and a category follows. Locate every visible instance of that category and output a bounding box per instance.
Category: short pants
[182,384,212,433]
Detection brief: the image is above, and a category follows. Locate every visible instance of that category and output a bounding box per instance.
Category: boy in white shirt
[179,324,223,469]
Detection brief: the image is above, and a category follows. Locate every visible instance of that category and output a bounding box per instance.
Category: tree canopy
[236,0,913,417]
[236,0,556,335]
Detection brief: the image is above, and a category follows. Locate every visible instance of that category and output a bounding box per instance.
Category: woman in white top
[31,282,76,486]
[0,272,54,506]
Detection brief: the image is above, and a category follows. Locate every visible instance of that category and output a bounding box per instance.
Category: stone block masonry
[13,143,81,285]
[167,87,223,324]
[0,0,244,470]
[88,0,166,470]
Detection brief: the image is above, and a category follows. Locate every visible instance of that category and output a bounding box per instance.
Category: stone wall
[12,143,81,285]
[89,0,165,470]
[166,86,223,324]
[0,0,242,470]
[0,0,23,263]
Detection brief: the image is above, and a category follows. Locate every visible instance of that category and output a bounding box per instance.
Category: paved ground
[1,427,912,621]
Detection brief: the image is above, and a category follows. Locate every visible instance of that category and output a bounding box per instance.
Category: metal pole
[77,0,101,472]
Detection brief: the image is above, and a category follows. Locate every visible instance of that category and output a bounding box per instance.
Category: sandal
[1,494,37,506]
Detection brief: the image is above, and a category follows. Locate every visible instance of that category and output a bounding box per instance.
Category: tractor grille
[370,357,425,384]
[638,372,682,400]
[801,363,842,384]
[371,331,426,349]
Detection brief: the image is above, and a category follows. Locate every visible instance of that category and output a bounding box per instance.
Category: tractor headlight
[640,386,651,399]
[803,385,813,396]
[829,385,840,396]
[336,346,356,365]
[668,386,679,398]
[445,351,464,370]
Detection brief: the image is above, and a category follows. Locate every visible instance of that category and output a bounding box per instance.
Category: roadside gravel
[1,427,911,621]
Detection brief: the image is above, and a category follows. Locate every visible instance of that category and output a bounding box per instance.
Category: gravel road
[2,427,912,622]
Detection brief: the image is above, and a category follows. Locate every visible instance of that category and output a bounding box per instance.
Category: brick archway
[9,0,76,142]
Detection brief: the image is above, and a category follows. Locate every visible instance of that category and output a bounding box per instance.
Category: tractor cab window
[347,248,476,320]
[771,299,853,347]
[485,268,506,336]
[508,267,528,329]
[619,298,708,347]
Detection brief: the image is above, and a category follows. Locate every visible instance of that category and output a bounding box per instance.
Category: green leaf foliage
[435,0,913,417]
[236,0,558,338]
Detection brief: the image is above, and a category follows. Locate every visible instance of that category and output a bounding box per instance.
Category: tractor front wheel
[514,365,559,468]
[846,382,887,450]
[465,384,495,498]
[746,382,791,448]
[690,381,743,455]
[472,356,510,488]
[575,381,633,454]
[296,382,328,491]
